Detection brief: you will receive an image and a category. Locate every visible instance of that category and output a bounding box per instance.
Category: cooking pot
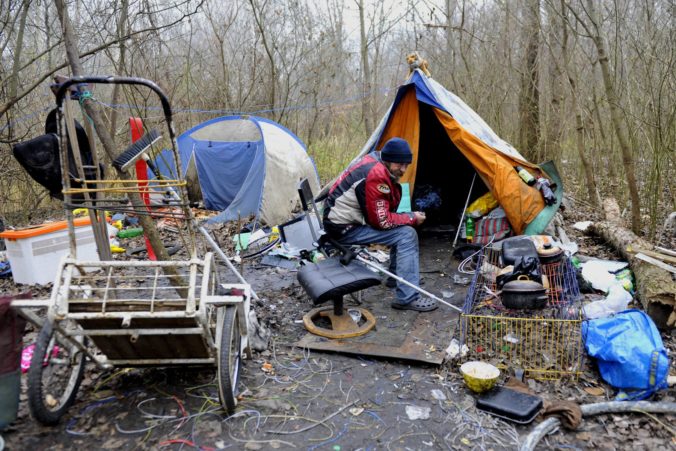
[537,243,564,265]
[501,277,548,309]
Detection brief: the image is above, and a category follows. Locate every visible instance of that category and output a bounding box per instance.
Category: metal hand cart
[10,76,252,425]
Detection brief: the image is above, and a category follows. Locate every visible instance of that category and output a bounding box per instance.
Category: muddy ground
[1,208,675,450]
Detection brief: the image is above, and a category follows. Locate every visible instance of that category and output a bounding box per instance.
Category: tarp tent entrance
[328,70,560,235]
[176,116,321,226]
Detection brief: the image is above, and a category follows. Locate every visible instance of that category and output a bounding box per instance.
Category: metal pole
[199,226,259,300]
[452,173,476,249]
[355,255,463,313]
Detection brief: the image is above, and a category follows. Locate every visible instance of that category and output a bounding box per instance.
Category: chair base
[303,306,376,339]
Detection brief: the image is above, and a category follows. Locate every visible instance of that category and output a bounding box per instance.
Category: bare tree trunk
[445,0,457,59]
[54,0,184,290]
[7,0,29,105]
[357,0,373,134]
[585,1,642,234]
[109,0,129,143]
[560,1,600,207]
[518,0,540,161]
[249,0,276,120]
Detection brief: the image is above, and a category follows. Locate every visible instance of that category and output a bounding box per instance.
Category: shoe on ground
[391,297,438,312]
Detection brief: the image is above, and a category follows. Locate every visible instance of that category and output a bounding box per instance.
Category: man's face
[385,161,410,179]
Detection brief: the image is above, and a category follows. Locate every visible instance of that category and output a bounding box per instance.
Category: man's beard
[385,164,404,180]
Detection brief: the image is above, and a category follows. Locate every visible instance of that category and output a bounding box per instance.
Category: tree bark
[109,0,129,143]
[249,0,276,120]
[587,201,675,329]
[7,0,29,105]
[585,1,642,234]
[357,0,373,134]
[518,0,540,161]
[560,1,600,207]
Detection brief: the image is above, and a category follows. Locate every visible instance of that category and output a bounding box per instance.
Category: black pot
[501,278,548,309]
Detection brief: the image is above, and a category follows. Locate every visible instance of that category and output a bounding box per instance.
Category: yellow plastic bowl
[460,361,500,393]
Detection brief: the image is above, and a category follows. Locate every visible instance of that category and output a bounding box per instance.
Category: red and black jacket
[323,153,416,237]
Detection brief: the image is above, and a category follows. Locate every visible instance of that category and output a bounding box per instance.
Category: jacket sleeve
[363,170,417,229]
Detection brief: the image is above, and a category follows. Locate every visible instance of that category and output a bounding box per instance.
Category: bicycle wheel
[27,319,86,425]
[217,306,242,415]
[240,235,280,259]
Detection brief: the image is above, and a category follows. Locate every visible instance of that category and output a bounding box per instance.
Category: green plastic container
[0,369,20,430]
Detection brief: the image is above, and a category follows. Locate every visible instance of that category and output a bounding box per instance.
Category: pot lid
[502,279,546,293]
[537,243,563,257]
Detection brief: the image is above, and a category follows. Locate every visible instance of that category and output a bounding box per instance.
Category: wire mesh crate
[460,245,585,380]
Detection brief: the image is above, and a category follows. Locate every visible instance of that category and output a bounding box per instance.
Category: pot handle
[517,275,530,281]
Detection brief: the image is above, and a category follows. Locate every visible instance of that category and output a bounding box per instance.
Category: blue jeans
[335,225,419,305]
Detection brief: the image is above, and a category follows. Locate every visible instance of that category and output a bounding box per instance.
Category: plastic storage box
[0,217,100,285]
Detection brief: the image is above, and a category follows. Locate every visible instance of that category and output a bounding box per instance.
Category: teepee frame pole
[452,173,476,248]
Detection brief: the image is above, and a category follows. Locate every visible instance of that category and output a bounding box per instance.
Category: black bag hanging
[12,109,103,201]
[12,133,64,199]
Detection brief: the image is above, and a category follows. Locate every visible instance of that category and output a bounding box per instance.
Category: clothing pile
[463,192,512,245]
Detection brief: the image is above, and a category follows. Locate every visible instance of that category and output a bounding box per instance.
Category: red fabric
[474,216,511,244]
[129,117,156,261]
[363,159,416,230]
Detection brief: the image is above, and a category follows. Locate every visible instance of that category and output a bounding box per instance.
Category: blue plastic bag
[583,309,669,400]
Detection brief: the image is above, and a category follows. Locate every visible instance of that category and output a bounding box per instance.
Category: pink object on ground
[21,343,60,374]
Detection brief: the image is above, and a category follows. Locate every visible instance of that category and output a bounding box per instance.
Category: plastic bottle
[515,166,536,186]
[465,216,475,243]
[117,227,144,239]
[311,250,325,263]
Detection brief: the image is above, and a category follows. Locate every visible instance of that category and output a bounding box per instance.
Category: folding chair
[295,179,379,338]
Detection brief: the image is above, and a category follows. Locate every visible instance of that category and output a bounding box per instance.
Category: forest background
[0,0,673,240]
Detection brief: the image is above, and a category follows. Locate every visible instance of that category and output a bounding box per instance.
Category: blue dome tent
[176,116,320,225]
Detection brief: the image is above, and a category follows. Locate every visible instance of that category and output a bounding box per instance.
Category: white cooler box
[0,218,100,285]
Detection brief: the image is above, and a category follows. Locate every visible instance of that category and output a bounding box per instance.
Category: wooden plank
[635,253,676,274]
[296,300,455,365]
[634,248,676,265]
[655,246,676,258]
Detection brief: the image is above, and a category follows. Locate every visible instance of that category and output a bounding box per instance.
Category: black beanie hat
[381,137,413,164]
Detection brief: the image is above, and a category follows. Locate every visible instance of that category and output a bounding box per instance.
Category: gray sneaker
[391,297,438,312]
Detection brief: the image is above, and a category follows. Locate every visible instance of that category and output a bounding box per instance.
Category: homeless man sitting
[322,137,438,312]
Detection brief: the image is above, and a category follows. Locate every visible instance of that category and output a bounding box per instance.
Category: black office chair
[295,179,379,338]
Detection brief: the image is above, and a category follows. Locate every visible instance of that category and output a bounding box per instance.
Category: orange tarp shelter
[329,70,551,234]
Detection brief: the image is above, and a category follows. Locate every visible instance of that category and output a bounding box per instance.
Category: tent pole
[452,173,476,248]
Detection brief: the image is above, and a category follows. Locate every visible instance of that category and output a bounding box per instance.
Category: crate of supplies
[0,218,100,285]
[461,245,584,380]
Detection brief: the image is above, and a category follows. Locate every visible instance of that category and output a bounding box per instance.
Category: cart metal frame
[11,76,252,425]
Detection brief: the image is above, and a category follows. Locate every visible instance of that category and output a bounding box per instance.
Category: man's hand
[413,211,426,225]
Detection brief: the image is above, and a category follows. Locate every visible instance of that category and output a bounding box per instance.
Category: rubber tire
[27,320,86,425]
[217,306,242,415]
